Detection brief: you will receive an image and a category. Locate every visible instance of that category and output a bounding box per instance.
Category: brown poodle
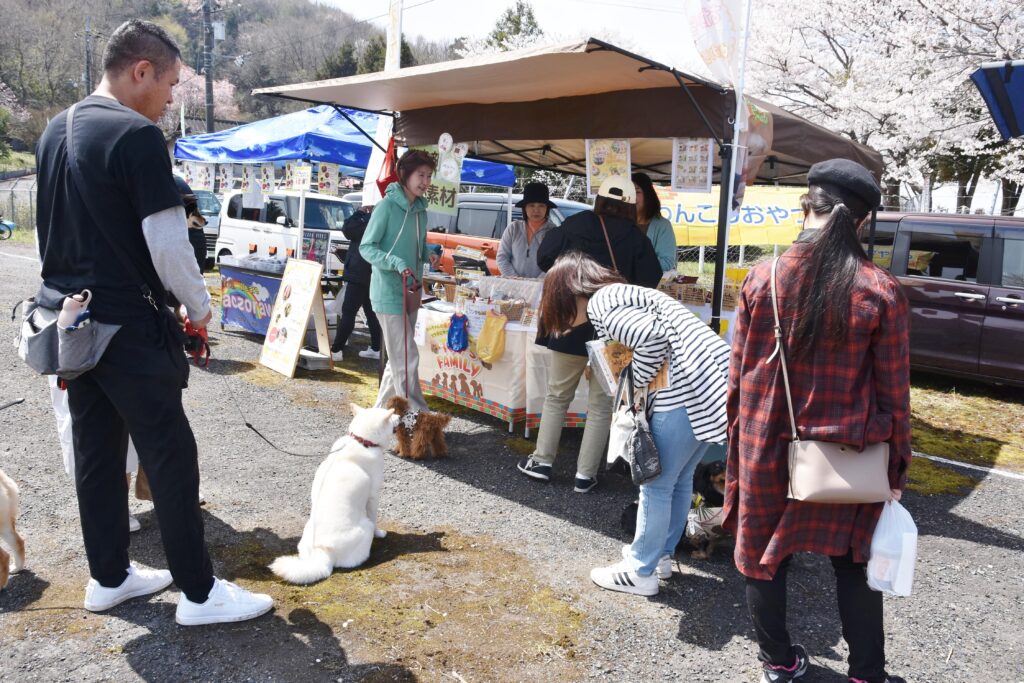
[386,396,452,460]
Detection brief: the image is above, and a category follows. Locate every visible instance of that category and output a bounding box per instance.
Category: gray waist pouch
[16,285,120,380]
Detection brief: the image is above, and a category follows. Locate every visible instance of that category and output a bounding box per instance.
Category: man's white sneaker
[83,564,173,612]
[331,349,344,362]
[358,348,381,360]
[128,514,141,533]
[175,577,273,626]
[590,560,659,596]
[621,545,673,579]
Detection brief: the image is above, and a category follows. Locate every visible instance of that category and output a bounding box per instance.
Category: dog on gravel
[619,461,729,561]
[0,468,26,590]
[386,396,451,460]
[269,404,398,585]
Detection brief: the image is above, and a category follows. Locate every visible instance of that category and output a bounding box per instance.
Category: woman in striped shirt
[541,252,730,596]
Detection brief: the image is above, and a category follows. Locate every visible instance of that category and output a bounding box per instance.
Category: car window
[227,194,243,219]
[1001,239,1024,288]
[264,197,287,226]
[196,191,221,216]
[862,221,897,271]
[456,208,499,237]
[904,227,982,282]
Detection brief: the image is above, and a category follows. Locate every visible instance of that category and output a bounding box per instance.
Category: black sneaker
[573,474,598,493]
[517,457,552,481]
[760,644,808,682]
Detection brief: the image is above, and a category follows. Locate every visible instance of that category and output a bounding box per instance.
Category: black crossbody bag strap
[65,103,163,312]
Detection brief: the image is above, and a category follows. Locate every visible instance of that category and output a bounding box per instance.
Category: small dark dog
[386,396,451,460]
[619,460,729,560]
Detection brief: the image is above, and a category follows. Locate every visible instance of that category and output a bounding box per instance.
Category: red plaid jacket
[722,243,912,580]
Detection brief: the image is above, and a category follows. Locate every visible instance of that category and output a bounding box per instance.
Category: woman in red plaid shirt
[724,159,911,683]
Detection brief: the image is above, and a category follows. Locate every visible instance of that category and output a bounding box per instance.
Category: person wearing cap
[517,175,661,493]
[723,158,910,683]
[496,181,558,278]
[631,172,678,275]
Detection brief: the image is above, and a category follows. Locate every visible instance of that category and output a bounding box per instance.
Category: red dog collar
[349,432,380,449]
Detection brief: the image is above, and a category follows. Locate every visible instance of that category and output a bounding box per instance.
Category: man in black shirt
[36,19,272,625]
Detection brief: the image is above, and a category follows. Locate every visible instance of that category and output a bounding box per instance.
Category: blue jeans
[627,406,710,576]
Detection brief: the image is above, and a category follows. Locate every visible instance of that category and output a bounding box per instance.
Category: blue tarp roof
[173,105,516,187]
[971,60,1024,140]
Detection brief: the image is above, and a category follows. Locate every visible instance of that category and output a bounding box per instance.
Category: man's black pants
[67,313,214,603]
[745,551,886,681]
[331,281,381,353]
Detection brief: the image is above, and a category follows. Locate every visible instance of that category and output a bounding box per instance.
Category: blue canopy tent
[173,105,516,187]
[971,60,1024,140]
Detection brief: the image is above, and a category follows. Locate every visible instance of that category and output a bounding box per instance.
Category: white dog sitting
[270,405,397,585]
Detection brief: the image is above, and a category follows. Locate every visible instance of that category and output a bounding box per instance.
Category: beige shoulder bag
[769,258,890,504]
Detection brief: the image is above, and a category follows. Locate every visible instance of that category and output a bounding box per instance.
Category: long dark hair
[631,172,661,224]
[539,252,625,337]
[790,185,870,358]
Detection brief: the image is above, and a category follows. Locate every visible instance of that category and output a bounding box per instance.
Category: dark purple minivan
[872,212,1024,387]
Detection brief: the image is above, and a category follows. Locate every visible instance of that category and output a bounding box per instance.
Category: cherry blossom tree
[158,63,240,136]
[747,0,1023,211]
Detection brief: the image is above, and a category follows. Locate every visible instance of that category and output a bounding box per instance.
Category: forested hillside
[0,0,459,146]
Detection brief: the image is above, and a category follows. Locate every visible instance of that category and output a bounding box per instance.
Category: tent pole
[710,138,734,334]
[330,105,387,153]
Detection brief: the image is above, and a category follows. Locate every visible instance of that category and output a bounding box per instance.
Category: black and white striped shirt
[588,283,730,443]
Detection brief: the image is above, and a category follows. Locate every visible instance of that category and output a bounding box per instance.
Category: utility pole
[83,17,93,94]
[202,0,215,133]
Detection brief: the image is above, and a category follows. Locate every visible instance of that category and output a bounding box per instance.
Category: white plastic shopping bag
[867,500,918,596]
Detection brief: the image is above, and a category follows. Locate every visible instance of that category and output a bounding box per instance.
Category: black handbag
[612,365,662,486]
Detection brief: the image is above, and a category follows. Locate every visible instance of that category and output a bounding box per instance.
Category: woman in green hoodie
[360,149,436,412]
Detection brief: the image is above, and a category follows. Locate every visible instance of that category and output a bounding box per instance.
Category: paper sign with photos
[241,165,262,209]
[671,138,714,193]
[189,162,213,191]
[317,162,340,196]
[585,138,631,197]
[259,163,275,192]
[216,164,233,192]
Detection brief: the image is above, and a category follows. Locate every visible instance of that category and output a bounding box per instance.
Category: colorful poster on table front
[670,138,713,193]
[219,265,280,336]
[259,259,326,378]
[301,229,331,269]
[585,138,631,197]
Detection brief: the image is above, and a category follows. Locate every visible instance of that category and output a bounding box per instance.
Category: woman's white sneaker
[83,563,173,612]
[175,577,273,626]
[621,545,673,579]
[590,560,659,596]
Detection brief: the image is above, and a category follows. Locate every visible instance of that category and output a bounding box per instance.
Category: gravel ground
[1,243,1022,683]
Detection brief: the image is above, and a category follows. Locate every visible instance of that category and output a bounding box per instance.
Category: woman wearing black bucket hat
[724,158,910,683]
[496,181,557,278]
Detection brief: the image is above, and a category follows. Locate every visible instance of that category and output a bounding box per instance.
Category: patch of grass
[2,225,36,245]
[910,372,1024,473]
[214,524,586,682]
[504,437,535,455]
[0,150,34,173]
[907,456,977,495]
[0,578,105,641]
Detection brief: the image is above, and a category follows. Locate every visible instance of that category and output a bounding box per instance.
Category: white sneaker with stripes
[590,560,659,596]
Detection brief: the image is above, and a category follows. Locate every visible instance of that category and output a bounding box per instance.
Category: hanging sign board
[412,133,466,216]
[670,138,714,193]
[216,164,234,193]
[241,165,262,209]
[585,138,631,197]
[259,259,332,378]
[317,162,340,196]
[301,228,331,269]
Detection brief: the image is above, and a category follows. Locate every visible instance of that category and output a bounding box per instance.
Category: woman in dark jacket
[330,205,382,361]
[517,176,661,492]
[724,159,910,683]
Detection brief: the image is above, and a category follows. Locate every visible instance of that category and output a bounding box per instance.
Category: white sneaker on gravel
[83,563,173,612]
[331,349,344,362]
[175,577,273,626]
[358,348,381,360]
[128,514,141,533]
[621,545,673,579]
[590,560,659,597]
